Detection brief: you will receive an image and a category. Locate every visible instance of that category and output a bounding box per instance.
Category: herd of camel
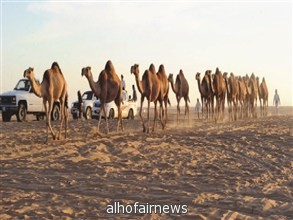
[23,60,268,142]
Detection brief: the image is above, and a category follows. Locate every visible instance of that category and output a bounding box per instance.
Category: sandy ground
[0,107,292,219]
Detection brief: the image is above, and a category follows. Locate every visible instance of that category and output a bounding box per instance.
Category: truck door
[28,87,44,112]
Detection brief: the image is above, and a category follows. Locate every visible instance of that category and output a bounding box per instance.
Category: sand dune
[0,107,292,219]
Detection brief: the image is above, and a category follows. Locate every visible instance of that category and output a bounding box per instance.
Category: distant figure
[121,74,126,90]
[77,90,83,119]
[273,89,280,114]
[132,84,137,102]
[195,98,202,119]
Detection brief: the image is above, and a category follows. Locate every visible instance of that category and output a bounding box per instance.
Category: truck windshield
[82,91,94,100]
[14,80,31,91]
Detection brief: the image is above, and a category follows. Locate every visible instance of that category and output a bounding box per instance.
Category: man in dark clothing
[77,90,83,119]
[132,85,137,102]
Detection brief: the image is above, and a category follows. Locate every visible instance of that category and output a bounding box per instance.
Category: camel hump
[149,64,156,74]
[105,60,115,74]
[51,61,63,75]
[43,70,51,86]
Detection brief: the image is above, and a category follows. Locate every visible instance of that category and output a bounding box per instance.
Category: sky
[1,0,292,107]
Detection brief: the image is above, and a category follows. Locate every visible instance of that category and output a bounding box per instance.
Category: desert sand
[0,107,292,219]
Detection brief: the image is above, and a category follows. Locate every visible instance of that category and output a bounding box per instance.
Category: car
[92,90,137,119]
[0,78,60,122]
[71,91,97,119]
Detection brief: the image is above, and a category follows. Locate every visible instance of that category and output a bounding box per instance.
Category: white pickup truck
[70,91,97,119]
[0,78,60,122]
[92,91,137,119]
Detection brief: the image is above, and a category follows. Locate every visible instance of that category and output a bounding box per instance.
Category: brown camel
[249,73,258,118]
[23,62,68,142]
[195,72,210,119]
[206,70,215,119]
[82,60,123,133]
[168,69,190,122]
[238,76,247,119]
[130,64,163,133]
[156,64,169,127]
[223,72,232,120]
[256,77,269,116]
[213,67,226,121]
[228,73,239,121]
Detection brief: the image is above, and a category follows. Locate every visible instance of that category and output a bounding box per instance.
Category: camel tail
[168,98,171,106]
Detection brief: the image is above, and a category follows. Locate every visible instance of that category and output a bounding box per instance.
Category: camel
[168,70,190,122]
[23,62,68,142]
[195,72,211,119]
[228,73,239,121]
[238,76,247,119]
[257,77,269,116]
[82,60,123,133]
[213,68,226,121]
[249,73,258,118]
[156,64,169,126]
[223,72,232,120]
[130,64,164,133]
[206,70,215,119]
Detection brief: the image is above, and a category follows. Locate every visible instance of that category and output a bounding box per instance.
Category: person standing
[195,98,201,119]
[121,74,126,90]
[77,90,83,119]
[273,89,281,114]
[132,84,137,102]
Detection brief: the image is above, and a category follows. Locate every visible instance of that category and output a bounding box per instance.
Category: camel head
[81,66,92,78]
[195,72,201,81]
[130,64,139,76]
[223,72,228,79]
[23,67,34,79]
[168,73,174,83]
[262,77,266,83]
[179,69,184,75]
[256,76,260,84]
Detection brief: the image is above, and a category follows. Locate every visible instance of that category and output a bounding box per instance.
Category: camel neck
[197,78,204,95]
[134,73,144,94]
[87,74,101,97]
[29,77,42,97]
[170,79,177,94]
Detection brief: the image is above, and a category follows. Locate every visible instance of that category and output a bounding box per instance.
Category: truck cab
[0,78,60,122]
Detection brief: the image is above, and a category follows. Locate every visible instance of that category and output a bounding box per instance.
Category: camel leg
[64,106,68,138]
[102,105,109,134]
[152,101,158,132]
[139,97,146,132]
[160,101,167,130]
[58,100,65,140]
[164,97,168,127]
[147,98,150,133]
[97,103,104,132]
[185,98,189,121]
[46,99,56,141]
[177,97,180,123]
[117,105,123,132]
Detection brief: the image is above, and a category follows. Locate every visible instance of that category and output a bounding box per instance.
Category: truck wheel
[17,103,27,122]
[51,105,60,121]
[128,109,134,120]
[109,109,114,119]
[36,115,45,121]
[85,107,92,120]
[2,112,12,122]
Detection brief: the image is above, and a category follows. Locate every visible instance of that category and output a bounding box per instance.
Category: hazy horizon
[1,1,292,107]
